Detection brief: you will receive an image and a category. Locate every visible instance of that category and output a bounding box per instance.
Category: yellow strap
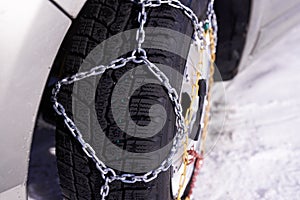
[200,28,215,155]
[176,28,216,200]
[176,48,204,199]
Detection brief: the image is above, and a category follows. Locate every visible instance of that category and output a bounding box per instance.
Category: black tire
[214,0,251,81]
[55,0,207,199]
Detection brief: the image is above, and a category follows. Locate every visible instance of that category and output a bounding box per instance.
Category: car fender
[0,0,82,198]
[239,0,300,71]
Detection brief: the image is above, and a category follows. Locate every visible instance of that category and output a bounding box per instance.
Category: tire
[214,0,251,81]
[55,0,207,199]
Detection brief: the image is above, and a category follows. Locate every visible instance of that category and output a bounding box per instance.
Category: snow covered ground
[194,24,300,200]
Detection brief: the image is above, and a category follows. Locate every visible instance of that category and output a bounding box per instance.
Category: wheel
[54,0,208,199]
[214,0,251,81]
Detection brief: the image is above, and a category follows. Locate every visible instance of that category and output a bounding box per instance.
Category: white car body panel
[0,0,71,198]
[52,0,86,18]
[239,0,300,71]
[0,185,25,200]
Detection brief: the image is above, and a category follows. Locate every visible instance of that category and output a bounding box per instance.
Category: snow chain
[178,27,216,200]
[51,0,217,199]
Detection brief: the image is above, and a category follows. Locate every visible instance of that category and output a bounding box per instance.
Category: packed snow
[193,25,300,199]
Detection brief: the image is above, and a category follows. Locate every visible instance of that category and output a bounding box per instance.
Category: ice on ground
[194,25,300,200]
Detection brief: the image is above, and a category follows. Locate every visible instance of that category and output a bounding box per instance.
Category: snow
[193,25,300,200]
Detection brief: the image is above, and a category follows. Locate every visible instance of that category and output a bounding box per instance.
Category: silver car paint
[52,0,86,18]
[0,0,299,199]
[0,0,72,198]
[239,0,300,71]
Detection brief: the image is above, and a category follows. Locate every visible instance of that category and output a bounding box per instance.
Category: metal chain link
[52,56,185,199]
[145,0,206,46]
[136,1,147,52]
[52,0,217,199]
[207,0,218,52]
